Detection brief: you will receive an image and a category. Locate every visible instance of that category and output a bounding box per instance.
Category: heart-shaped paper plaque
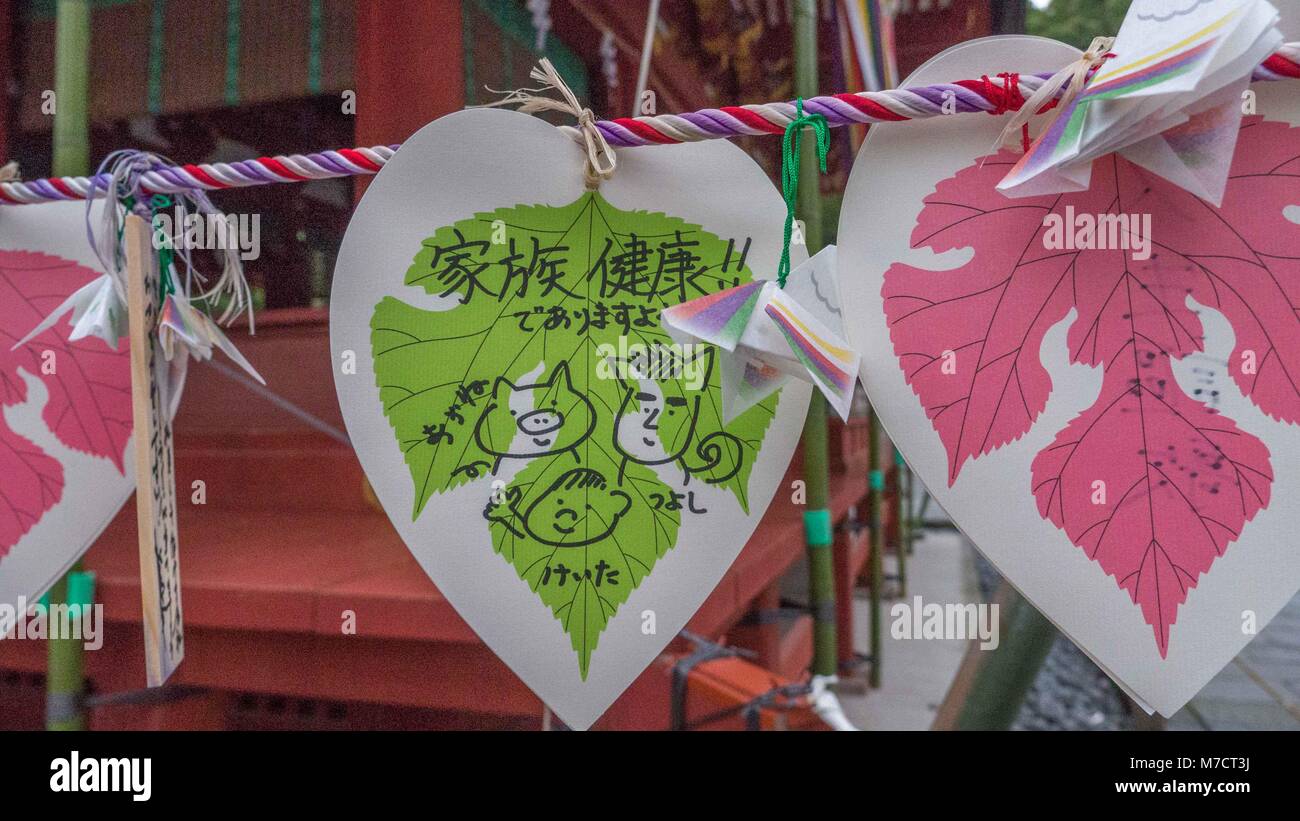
[838,35,1300,716]
[330,108,811,729]
[0,201,135,611]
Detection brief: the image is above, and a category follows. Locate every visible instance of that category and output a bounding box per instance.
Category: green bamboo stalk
[52,0,91,179]
[953,582,1057,730]
[894,449,907,597]
[792,0,824,254]
[47,0,92,733]
[792,0,836,677]
[867,410,883,688]
[801,394,836,676]
[906,456,915,574]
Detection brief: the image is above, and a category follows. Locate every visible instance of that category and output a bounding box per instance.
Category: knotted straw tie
[483,58,616,190]
[994,36,1116,151]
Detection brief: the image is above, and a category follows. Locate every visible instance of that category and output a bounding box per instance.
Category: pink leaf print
[884,154,1073,483]
[0,251,132,560]
[0,425,63,558]
[885,116,1297,656]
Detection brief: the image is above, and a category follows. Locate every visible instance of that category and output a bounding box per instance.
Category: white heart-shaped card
[0,201,135,610]
[839,35,1300,716]
[331,108,811,729]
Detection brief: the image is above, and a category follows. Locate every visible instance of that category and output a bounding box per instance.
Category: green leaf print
[370,192,778,678]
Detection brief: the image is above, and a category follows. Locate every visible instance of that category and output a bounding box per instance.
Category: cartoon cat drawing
[612,346,743,485]
[474,361,595,474]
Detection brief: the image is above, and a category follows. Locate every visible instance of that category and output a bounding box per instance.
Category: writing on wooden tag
[124,214,184,686]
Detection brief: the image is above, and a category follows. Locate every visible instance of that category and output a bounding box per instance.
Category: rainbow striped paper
[999,0,1280,202]
[661,248,862,422]
[659,279,765,351]
[764,286,861,421]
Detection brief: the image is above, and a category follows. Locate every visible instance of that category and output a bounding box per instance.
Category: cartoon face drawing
[614,386,700,465]
[613,345,714,468]
[611,345,744,486]
[474,361,596,472]
[485,468,632,548]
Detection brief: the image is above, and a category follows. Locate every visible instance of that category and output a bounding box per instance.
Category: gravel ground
[972,550,1135,731]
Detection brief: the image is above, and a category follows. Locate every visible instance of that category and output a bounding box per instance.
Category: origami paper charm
[662,246,861,422]
[999,0,1282,205]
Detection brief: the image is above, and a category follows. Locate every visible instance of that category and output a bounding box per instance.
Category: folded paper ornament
[662,246,861,422]
[999,0,1283,206]
[158,291,264,386]
[10,272,127,352]
[14,151,264,389]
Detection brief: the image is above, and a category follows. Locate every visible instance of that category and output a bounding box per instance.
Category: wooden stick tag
[124,213,184,686]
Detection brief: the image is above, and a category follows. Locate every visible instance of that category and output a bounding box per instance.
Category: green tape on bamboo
[42,571,96,618]
[67,570,96,612]
[870,469,885,491]
[803,508,833,546]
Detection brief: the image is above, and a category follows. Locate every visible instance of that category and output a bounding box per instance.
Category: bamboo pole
[894,448,908,597]
[866,410,883,688]
[801,393,836,676]
[954,586,1057,729]
[792,0,836,677]
[45,0,92,733]
[931,580,1058,730]
[52,0,90,177]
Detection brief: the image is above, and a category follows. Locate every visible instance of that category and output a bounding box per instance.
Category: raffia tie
[994,36,1116,151]
[483,58,616,190]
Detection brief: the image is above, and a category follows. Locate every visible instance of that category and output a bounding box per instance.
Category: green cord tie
[777,97,829,288]
[134,193,178,305]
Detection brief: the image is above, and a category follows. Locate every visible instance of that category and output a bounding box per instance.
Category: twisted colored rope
[587,42,1300,147]
[0,146,398,205]
[1257,43,1300,81]
[586,72,1051,147]
[0,43,1294,206]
